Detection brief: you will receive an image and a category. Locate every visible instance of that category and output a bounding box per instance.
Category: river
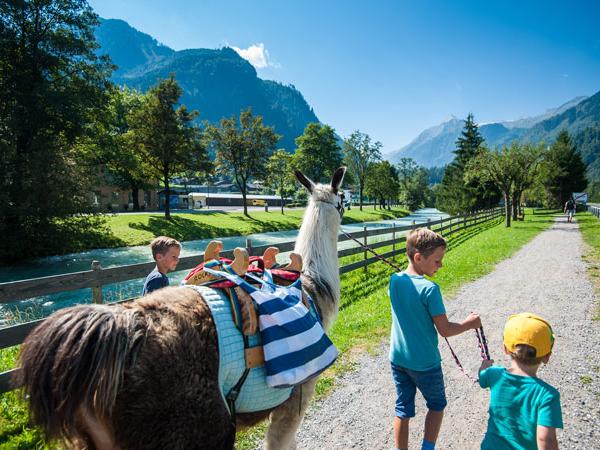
[0,208,447,326]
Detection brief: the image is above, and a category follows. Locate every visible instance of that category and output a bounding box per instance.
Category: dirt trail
[295,217,600,450]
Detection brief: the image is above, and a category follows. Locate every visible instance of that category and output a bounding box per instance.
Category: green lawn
[104,206,410,247]
[576,211,600,319]
[1,208,555,449]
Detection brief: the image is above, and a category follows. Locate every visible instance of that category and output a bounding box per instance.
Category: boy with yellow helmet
[478,313,563,449]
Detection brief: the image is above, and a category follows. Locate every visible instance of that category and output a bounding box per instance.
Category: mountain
[387,95,591,167]
[95,19,319,151]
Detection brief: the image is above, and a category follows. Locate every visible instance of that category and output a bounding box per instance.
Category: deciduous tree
[206,108,279,216]
[294,123,343,183]
[128,76,208,219]
[343,130,382,210]
[265,149,295,213]
[0,0,113,262]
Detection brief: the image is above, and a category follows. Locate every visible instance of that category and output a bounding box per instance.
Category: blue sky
[88,0,600,153]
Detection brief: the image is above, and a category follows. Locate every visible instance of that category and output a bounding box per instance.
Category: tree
[464,145,518,227]
[294,123,343,182]
[396,158,429,211]
[542,131,587,207]
[437,113,500,214]
[206,108,280,216]
[509,143,544,219]
[0,0,113,262]
[128,76,207,219]
[265,149,295,213]
[365,161,399,209]
[343,130,382,210]
[83,87,153,211]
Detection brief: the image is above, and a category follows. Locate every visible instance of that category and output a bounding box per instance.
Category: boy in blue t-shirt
[141,236,181,295]
[478,313,563,450]
[389,228,481,450]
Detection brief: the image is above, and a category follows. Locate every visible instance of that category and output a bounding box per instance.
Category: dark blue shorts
[391,362,447,418]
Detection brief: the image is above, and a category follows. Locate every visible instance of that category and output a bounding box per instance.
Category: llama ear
[331,166,347,193]
[294,170,315,193]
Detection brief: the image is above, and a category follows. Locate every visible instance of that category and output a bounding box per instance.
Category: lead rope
[340,229,492,383]
[340,230,404,272]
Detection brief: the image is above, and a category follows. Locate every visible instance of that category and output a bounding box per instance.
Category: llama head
[294,167,347,218]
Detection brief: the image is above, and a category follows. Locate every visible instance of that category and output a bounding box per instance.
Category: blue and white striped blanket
[184,284,293,413]
[203,266,338,388]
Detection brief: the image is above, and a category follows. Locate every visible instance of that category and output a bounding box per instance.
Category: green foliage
[436,113,501,214]
[294,123,343,183]
[540,130,588,207]
[0,0,113,263]
[342,130,382,210]
[396,158,430,210]
[577,212,600,319]
[206,108,280,216]
[465,143,543,226]
[364,161,399,209]
[265,150,295,213]
[128,75,209,219]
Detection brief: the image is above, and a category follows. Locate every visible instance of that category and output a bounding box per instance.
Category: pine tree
[543,130,588,206]
[436,113,500,214]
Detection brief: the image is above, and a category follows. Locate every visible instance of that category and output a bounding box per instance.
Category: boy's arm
[537,426,559,450]
[479,359,494,373]
[432,313,481,338]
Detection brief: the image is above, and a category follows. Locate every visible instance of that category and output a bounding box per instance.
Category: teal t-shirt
[479,366,563,450]
[388,272,446,371]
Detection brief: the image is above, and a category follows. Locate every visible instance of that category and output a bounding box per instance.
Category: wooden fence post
[427,218,431,230]
[363,226,368,273]
[246,238,252,256]
[439,216,444,237]
[91,261,103,304]
[392,223,396,260]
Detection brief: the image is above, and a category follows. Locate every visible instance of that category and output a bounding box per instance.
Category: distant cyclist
[563,198,576,223]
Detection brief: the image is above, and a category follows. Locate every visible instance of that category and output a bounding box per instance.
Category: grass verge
[576,211,600,320]
[237,208,555,448]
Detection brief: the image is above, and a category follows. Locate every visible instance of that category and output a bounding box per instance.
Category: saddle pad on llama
[184,284,292,413]
[202,266,339,388]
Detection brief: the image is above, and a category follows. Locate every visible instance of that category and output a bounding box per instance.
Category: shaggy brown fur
[17,287,234,449]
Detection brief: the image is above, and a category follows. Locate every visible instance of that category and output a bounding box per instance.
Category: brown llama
[16,167,347,449]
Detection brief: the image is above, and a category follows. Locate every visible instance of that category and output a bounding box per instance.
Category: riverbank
[104,206,410,247]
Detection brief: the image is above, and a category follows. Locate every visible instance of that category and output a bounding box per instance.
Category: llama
[16,167,347,450]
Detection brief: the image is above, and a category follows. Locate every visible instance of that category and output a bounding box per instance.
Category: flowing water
[0,208,447,326]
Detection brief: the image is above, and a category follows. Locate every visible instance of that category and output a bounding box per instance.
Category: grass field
[103,206,410,247]
[575,211,600,319]
[0,208,556,449]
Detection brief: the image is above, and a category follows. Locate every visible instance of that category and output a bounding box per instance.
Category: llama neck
[294,200,340,299]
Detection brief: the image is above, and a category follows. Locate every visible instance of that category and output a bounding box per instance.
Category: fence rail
[0,207,503,393]
[587,204,600,219]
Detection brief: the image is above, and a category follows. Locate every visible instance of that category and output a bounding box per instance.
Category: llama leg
[265,378,317,450]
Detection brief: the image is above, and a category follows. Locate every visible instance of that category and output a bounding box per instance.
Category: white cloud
[232,43,279,69]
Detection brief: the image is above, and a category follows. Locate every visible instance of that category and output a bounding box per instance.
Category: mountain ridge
[95,18,320,151]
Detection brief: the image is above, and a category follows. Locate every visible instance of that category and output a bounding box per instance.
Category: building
[188,193,288,208]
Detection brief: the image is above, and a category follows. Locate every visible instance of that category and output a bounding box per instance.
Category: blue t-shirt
[479,366,563,450]
[142,268,169,295]
[388,272,446,371]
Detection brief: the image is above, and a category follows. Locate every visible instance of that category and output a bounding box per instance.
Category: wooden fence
[0,207,503,393]
[587,204,600,219]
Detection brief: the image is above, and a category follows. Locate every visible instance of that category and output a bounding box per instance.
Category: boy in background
[389,228,481,450]
[142,236,181,295]
[479,313,562,449]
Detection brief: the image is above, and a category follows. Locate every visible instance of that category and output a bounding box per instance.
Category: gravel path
[295,217,600,450]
